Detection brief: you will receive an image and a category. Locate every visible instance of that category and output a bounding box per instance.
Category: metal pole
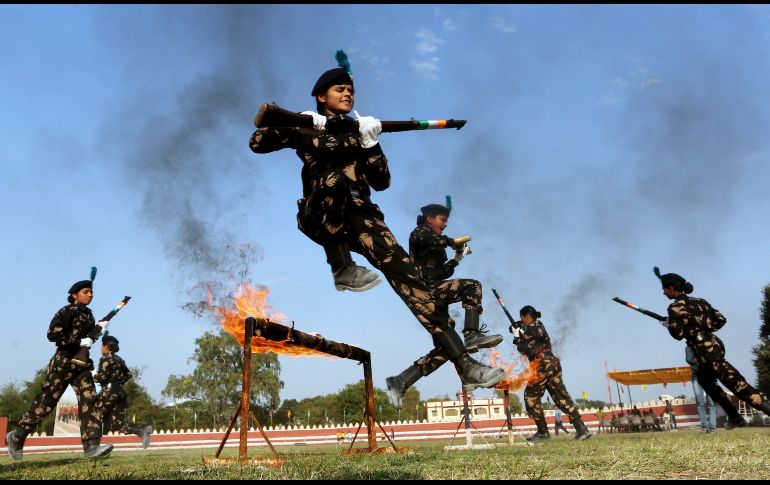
[503,390,514,446]
[363,359,377,451]
[240,317,255,462]
[462,389,472,446]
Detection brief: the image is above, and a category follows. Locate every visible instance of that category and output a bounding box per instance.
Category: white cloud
[599,61,661,105]
[489,16,517,34]
[443,18,459,32]
[415,29,445,54]
[412,57,440,80]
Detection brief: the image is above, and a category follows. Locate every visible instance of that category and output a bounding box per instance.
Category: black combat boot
[724,414,748,430]
[129,425,153,449]
[526,420,550,442]
[82,438,113,459]
[573,417,593,442]
[385,365,423,410]
[325,243,381,292]
[463,309,503,353]
[435,328,505,389]
[6,429,28,461]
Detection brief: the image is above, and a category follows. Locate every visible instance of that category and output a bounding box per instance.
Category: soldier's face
[101,344,109,356]
[426,215,448,235]
[72,288,93,305]
[520,314,535,326]
[318,84,355,115]
[663,287,677,299]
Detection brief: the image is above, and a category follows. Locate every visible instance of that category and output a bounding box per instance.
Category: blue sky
[2,5,770,408]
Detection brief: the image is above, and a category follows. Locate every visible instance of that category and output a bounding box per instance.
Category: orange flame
[489,349,543,391]
[208,282,331,358]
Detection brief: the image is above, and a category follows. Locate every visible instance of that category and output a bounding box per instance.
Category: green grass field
[2,429,769,480]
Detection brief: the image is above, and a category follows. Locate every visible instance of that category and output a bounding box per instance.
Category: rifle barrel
[612,297,666,321]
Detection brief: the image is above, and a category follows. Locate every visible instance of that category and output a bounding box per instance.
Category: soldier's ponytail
[682,282,694,294]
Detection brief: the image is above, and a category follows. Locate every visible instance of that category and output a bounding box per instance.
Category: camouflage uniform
[408,224,483,376]
[516,320,582,427]
[17,303,102,441]
[249,124,452,337]
[667,294,769,416]
[95,352,140,435]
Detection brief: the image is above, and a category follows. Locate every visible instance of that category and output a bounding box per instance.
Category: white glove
[510,326,522,338]
[354,110,382,149]
[452,245,471,262]
[96,320,109,333]
[300,111,326,132]
[80,337,94,348]
[660,318,670,328]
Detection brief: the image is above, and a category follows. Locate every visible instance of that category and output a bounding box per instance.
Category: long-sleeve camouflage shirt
[47,303,96,355]
[409,225,458,284]
[666,294,727,342]
[667,294,727,363]
[94,352,133,387]
[249,116,391,205]
[515,320,554,361]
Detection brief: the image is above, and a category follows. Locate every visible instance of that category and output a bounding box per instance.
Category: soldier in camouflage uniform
[385,203,503,409]
[6,277,113,460]
[513,305,592,442]
[249,64,505,392]
[251,66,380,293]
[660,272,770,429]
[95,335,152,448]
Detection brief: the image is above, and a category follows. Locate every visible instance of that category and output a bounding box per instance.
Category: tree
[494,390,523,414]
[162,330,283,427]
[752,284,770,397]
[0,368,57,435]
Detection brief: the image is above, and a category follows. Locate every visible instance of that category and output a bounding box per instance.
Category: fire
[489,349,543,391]
[209,282,331,358]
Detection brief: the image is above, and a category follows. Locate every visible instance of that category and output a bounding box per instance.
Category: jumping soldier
[385,202,503,409]
[6,269,113,460]
[94,335,152,448]
[514,305,592,442]
[659,272,770,429]
[249,53,505,393]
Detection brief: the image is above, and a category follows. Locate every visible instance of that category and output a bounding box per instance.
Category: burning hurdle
[205,315,403,466]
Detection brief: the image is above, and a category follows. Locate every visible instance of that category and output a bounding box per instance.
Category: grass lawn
[1,429,768,479]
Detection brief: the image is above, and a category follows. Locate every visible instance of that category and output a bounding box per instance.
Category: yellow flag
[132,414,136,423]
[582,391,587,400]
[288,410,292,418]
[641,384,647,390]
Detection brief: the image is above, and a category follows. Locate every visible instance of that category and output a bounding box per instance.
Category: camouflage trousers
[696,357,768,417]
[97,387,136,435]
[346,208,453,337]
[412,279,483,377]
[432,278,483,313]
[524,355,581,425]
[18,352,101,441]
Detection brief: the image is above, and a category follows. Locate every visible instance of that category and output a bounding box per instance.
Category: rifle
[71,296,132,367]
[492,289,523,334]
[254,102,467,132]
[612,297,666,322]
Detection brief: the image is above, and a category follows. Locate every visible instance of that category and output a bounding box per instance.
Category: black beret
[660,273,686,289]
[311,68,353,97]
[102,335,119,346]
[420,204,451,218]
[67,280,93,303]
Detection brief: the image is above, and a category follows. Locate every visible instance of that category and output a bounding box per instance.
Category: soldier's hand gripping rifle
[492,289,524,335]
[254,102,467,133]
[612,297,667,322]
[71,296,131,367]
